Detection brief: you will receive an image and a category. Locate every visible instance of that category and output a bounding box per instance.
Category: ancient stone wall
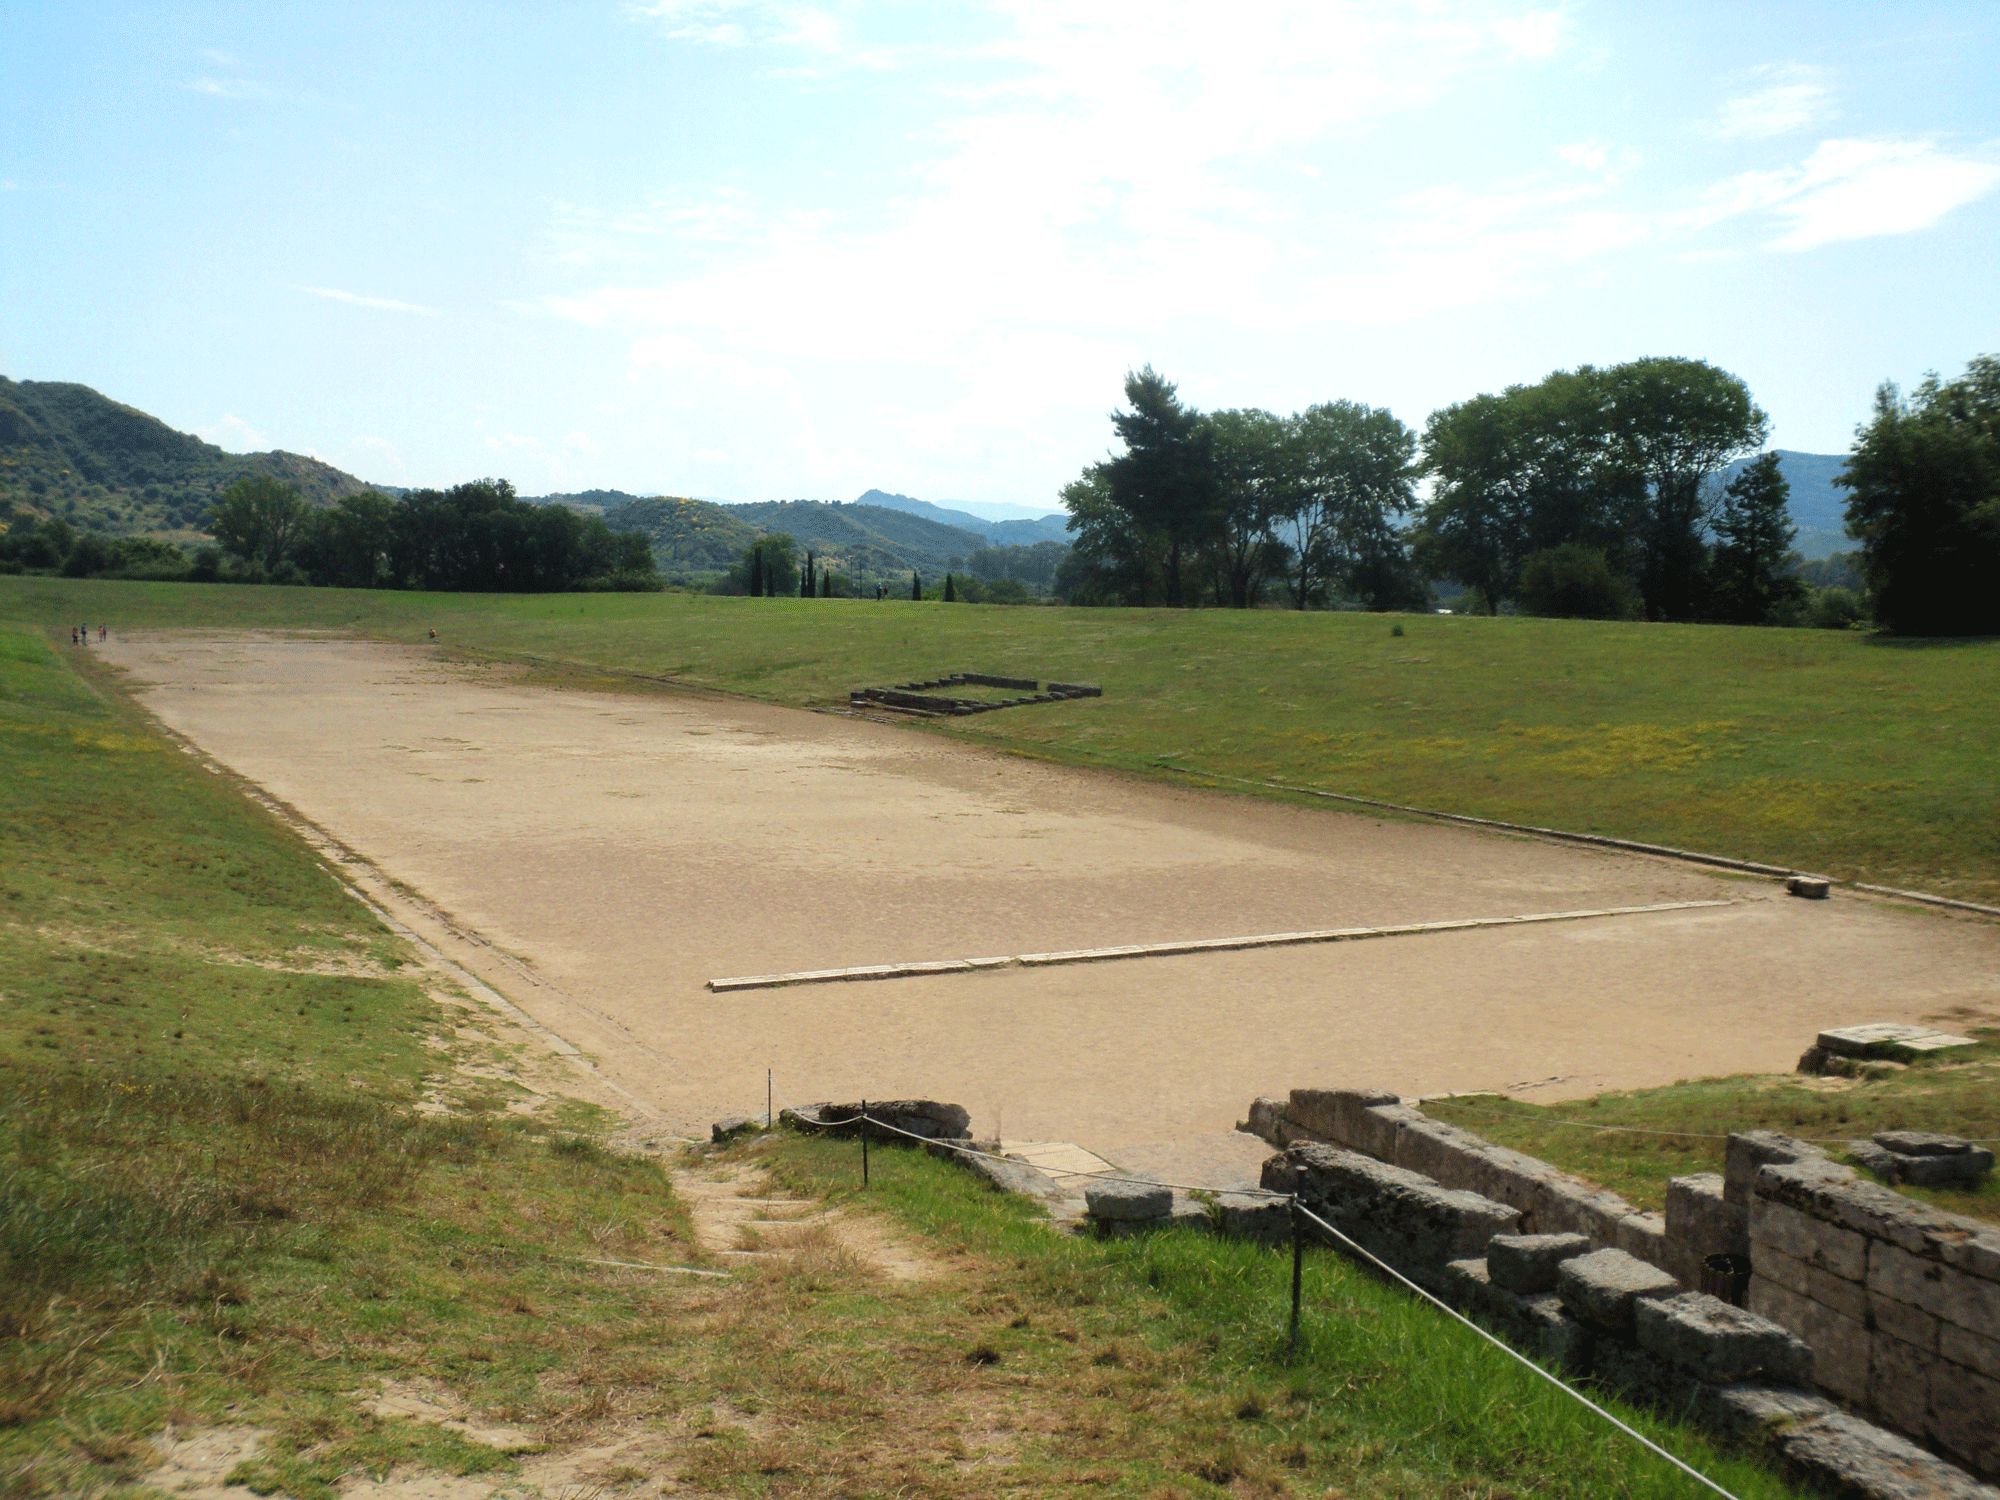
[1731,1131,2000,1480]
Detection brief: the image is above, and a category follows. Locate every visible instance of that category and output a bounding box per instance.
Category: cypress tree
[750,552,763,597]
[803,552,814,598]
[944,573,956,602]
[911,570,921,601]
[821,568,831,598]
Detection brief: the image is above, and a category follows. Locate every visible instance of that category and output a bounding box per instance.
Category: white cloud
[196,414,268,452]
[1719,138,2000,251]
[186,77,269,99]
[299,285,439,315]
[1713,65,1833,141]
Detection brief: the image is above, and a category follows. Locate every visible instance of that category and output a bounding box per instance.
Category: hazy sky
[4,3,1996,506]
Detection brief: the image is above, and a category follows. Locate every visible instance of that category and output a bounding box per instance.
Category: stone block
[1692,1382,1833,1443]
[1241,1097,1285,1144]
[1900,1149,1995,1188]
[963,1152,1060,1200]
[1877,1130,1984,1158]
[1535,1174,1637,1243]
[1592,1340,1697,1409]
[1333,1088,1403,1151]
[1212,1191,1290,1245]
[1941,1321,2000,1381]
[1750,1194,1870,1282]
[1392,1116,1489,1186]
[1749,1274,1870,1404]
[1666,1172,1749,1261]
[1355,1103,1423,1162]
[1557,1248,1680,1333]
[1756,1243,1868,1321]
[809,1098,972,1140]
[1636,1290,1814,1386]
[1461,1145,1556,1221]
[1487,1232,1592,1294]
[1871,1288,1941,1353]
[1928,1359,2000,1479]
[1274,1119,1329,1146]
[1285,1088,1345,1141]
[1774,1410,1999,1500]
[1868,1330,1934,1443]
[1725,1129,1825,1207]
[1787,875,1831,898]
[1615,1211,1670,1271]
[1870,1242,2000,1332]
[711,1116,758,1143]
[1817,1022,1977,1061]
[1085,1178,1170,1221]
[1267,1143,1520,1289]
[1444,1258,1592,1374]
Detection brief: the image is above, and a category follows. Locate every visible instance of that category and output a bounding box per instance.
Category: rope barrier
[776,1098,1743,1498]
[1288,1202,1744,1500]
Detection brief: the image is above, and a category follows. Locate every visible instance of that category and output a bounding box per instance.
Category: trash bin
[1700,1252,1752,1307]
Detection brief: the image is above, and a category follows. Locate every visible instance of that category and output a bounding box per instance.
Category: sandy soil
[102,634,2000,1170]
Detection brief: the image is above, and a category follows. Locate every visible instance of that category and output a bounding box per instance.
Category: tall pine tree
[1710,452,1805,623]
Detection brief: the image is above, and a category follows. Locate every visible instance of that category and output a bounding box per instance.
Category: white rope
[778,1103,1742,1498]
[1290,1202,1742,1500]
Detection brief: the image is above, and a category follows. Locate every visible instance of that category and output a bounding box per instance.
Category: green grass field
[7,574,1998,904]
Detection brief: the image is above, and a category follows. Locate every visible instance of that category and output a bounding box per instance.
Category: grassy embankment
[0,619,1819,1500]
[6,574,1999,905]
[1425,1031,2000,1226]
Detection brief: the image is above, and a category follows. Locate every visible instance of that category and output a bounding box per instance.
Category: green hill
[601,496,996,581]
[0,378,384,541]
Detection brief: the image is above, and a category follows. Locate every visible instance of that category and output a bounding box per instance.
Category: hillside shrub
[1517,545,1641,619]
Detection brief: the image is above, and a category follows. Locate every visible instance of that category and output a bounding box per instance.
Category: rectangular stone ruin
[1816,1022,1977,1061]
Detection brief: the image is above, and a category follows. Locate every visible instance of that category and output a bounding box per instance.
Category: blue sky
[4,2,1996,508]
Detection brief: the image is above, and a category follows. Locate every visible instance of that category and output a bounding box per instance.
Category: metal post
[767,1069,773,1129]
[860,1098,870,1187]
[1289,1198,1304,1350]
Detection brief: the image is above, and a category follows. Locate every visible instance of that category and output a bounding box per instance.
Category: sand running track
[105,634,2000,1182]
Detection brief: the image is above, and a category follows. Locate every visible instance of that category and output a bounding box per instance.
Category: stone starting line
[706,898,1735,993]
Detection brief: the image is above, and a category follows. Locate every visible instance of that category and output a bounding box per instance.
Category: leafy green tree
[1517,544,1639,619]
[1280,401,1418,610]
[1600,357,1767,621]
[297,491,397,588]
[210,475,307,571]
[1837,354,2000,635]
[1103,367,1221,607]
[1413,360,1762,619]
[733,533,796,597]
[1201,408,1293,607]
[61,532,114,577]
[1056,466,1164,604]
[1709,453,1806,624]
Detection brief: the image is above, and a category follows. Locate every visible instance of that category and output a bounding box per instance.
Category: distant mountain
[1720,449,1852,560]
[518,489,652,514]
[854,488,1071,544]
[0,378,391,540]
[600,495,1016,579]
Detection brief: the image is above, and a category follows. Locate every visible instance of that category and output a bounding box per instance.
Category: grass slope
[8,576,1998,903]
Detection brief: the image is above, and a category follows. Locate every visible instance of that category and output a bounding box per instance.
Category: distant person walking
[70,626,78,645]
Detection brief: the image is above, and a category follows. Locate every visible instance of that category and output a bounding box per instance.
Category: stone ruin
[848,672,1101,718]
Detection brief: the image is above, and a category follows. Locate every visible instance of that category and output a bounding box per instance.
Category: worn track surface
[103,634,2000,1164]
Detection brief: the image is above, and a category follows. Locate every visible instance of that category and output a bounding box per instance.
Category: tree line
[1,477,659,592]
[1053,352,1997,633]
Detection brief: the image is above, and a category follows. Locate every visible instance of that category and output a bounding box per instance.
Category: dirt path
[102,633,2000,1166]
